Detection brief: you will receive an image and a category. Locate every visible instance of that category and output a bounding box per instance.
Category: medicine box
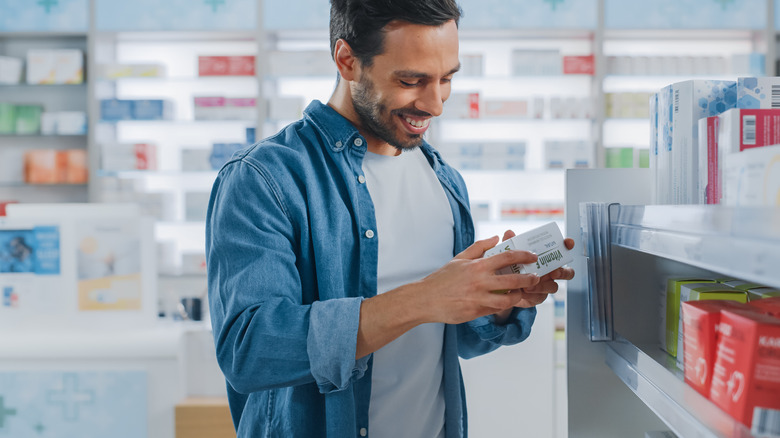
[0,56,23,84]
[746,288,780,301]
[26,49,83,84]
[132,100,170,120]
[100,99,134,121]
[681,300,754,397]
[101,143,157,171]
[193,97,225,120]
[723,144,780,207]
[749,296,780,317]
[676,284,747,369]
[483,222,572,278]
[14,105,42,135]
[698,116,719,204]
[662,278,716,355]
[709,309,780,433]
[736,77,780,109]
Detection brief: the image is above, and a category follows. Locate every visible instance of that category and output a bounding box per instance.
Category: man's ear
[333,39,359,82]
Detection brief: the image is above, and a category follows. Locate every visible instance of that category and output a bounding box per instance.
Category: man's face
[350,20,460,152]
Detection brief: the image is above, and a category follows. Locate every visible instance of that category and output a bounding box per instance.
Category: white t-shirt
[362,147,455,438]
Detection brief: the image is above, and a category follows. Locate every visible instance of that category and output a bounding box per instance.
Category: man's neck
[327,83,399,156]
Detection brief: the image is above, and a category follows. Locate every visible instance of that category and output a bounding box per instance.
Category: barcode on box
[752,407,780,437]
[772,85,780,109]
[743,114,756,145]
[673,89,680,114]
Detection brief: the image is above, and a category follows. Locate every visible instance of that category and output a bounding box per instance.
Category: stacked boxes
[0,56,23,84]
[26,49,84,84]
[101,143,157,171]
[100,99,172,121]
[198,56,256,76]
[23,149,87,184]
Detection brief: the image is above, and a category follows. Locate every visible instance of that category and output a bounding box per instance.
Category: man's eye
[400,80,419,87]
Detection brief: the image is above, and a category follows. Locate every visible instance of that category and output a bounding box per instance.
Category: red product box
[562,55,595,75]
[24,149,58,184]
[468,92,479,118]
[681,300,754,397]
[198,56,230,76]
[227,56,255,76]
[60,149,88,184]
[709,308,780,432]
[0,201,17,216]
[134,143,157,170]
[750,296,780,318]
[719,108,780,152]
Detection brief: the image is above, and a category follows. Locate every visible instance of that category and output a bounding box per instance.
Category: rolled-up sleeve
[456,307,537,359]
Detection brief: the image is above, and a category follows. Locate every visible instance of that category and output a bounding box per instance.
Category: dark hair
[329,0,462,68]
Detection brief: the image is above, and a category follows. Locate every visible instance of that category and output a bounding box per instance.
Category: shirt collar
[303,100,364,152]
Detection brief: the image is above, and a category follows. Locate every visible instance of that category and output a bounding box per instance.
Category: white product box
[26,49,83,84]
[736,77,780,109]
[723,144,780,207]
[56,111,87,135]
[268,96,303,121]
[460,53,483,76]
[224,97,256,120]
[267,51,334,77]
[649,93,658,203]
[96,63,166,79]
[193,96,225,121]
[101,143,157,171]
[443,92,479,119]
[483,222,573,278]
[181,148,213,171]
[0,56,23,84]
[511,49,561,76]
[532,96,545,119]
[544,141,591,169]
[40,112,58,135]
[181,252,207,275]
[481,99,528,119]
[658,80,736,204]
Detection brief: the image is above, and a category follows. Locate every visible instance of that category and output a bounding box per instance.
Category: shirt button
[354,138,364,147]
[335,141,343,148]
[365,230,374,239]
[360,428,367,437]
[358,175,366,184]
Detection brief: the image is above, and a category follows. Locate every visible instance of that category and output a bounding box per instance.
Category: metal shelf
[606,337,755,438]
[609,204,780,289]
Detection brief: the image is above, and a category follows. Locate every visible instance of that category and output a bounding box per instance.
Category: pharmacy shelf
[609,204,780,290]
[0,32,88,38]
[605,337,754,438]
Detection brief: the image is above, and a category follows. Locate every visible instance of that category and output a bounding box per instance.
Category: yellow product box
[746,287,780,301]
[663,278,716,356]
[676,284,747,369]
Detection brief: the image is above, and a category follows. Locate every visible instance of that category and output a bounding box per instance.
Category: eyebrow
[393,63,461,79]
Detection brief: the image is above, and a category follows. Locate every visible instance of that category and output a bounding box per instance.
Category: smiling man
[206,0,574,437]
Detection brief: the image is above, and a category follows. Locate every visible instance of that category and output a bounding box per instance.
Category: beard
[351,72,429,152]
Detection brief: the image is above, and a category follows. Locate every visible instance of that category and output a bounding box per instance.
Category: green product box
[664,278,716,357]
[0,103,16,134]
[676,284,746,369]
[605,147,634,168]
[638,149,649,168]
[15,105,42,134]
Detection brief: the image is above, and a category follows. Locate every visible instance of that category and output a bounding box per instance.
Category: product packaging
[722,144,780,207]
[749,296,780,317]
[0,103,16,134]
[736,77,780,109]
[101,143,157,171]
[709,309,780,434]
[681,300,754,397]
[746,288,780,301]
[483,222,572,279]
[100,99,134,121]
[0,56,23,84]
[662,278,717,356]
[14,105,42,135]
[676,284,747,369]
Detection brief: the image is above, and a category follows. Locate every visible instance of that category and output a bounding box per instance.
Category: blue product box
[132,100,166,120]
[209,143,245,169]
[100,99,133,121]
[246,127,256,145]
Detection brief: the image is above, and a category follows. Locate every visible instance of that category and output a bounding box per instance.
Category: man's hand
[492,229,575,324]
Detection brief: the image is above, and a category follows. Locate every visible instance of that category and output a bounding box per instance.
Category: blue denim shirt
[206,100,537,438]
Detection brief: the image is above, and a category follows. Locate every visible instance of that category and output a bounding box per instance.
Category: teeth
[404,117,429,129]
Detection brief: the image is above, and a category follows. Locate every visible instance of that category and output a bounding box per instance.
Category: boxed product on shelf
[681,299,755,397]
[747,288,780,301]
[723,144,780,207]
[96,63,166,79]
[531,96,545,119]
[193,96,226,120]
[209,143,245,169]
[41,111,87,135]
[26,49,84,84]
[605,147,634,168]
[460,53,483,76]
[511,49,561,76]
[14,105,42,135]
[224,97,256,120]
[0,201,17,216]
[23,149,57,184]
[0,56,23,84]
[562,55,595,75]
[698,116,719,204]
[132,99,172,120]
[101,143,157,171]
[268,96,303,121]
[662,278,717,356]
[100,99,134,121]
[544,140,591,169]
[184,192,211,222]
[0,103,16,134]
[181,252,207,275]
[481,99,528,119]
[60,149,88,184]
[549,97,593,119]
[736,77,780,109]
[654,80,736,205]
[442,92,479,119]
[709,308,780,434]
[606,93,652,119]
[749,296,780,317]
[181,148,213,171]
[676,283,747,369]
[267,51,333,77]
[198,56,256,76]
[246,127,256,145]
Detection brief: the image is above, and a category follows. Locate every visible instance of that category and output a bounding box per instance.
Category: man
[206,0,575,436]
